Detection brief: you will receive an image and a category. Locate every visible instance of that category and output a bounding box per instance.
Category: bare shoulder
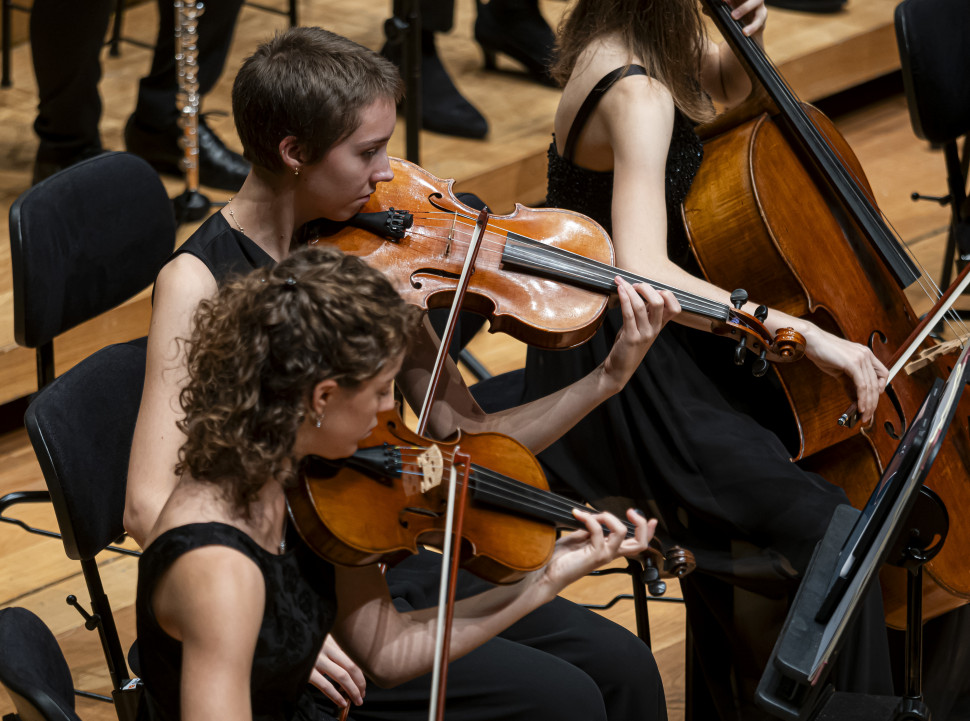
[153,253,218,312]
[152,543,265,644]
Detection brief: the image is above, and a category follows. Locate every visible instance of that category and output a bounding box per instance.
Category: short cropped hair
[232,27,404,173]
[176,245,421,516]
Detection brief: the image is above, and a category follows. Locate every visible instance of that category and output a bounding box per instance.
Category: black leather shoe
[124,115,250,192]
[32,145,106,186]
[383,30,489,139]
[474,0,557,87]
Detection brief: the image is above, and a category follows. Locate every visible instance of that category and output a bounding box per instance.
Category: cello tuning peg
[752,349,769,378]
[754,305,768,322]
[734,336,748,365]
[730,288,748,310]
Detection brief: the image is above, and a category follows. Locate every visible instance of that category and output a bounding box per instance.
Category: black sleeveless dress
[523,66,893,719]
[136,522,337,721]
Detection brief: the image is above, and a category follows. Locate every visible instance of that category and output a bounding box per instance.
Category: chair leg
[288,0,297,27]
[80,558,130,692]
[629,558,652,647]
[109,0,125,57]
[2,0,12,88]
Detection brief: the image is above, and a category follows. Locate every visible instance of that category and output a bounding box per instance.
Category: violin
[286,407,695,584]
[304,157,805,371]
[685,0,970,626]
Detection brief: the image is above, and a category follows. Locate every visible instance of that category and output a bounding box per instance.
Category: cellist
[126,26,677,721]
[520,0,894,717]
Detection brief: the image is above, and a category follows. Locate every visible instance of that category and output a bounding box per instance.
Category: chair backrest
[9,151,174,352]
[25,339,147,562]
[0,607,80,721]
[894,0,970,144]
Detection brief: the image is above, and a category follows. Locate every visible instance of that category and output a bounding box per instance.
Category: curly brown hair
[176,245,421,516]
[553,0,714,122]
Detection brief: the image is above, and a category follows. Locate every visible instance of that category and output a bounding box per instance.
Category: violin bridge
[414,444,444,494]
[444,213,458,258]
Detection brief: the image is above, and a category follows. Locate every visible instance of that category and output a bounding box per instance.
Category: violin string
[406,215,731,318]
[392,447,637,536]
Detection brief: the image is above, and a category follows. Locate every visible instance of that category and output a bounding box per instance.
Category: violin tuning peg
[752,349,769,378]
[647,580,667,597]
[754,305,768,322]
[734,336,748,366]
[730,288,748,310]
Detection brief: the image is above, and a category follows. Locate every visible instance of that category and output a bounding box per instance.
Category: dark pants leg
[30,0,112,159]
[132,0,245,131]
[391,0,454,34]
[321,551,667,721]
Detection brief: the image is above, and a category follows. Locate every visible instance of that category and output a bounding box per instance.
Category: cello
[683,0,970,627]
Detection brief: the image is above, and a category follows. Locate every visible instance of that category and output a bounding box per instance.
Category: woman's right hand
[309,634,367,708]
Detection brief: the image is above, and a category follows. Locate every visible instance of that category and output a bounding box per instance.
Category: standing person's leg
[30,0,113,183]
[382,0,488,139]
[125,0,248,191]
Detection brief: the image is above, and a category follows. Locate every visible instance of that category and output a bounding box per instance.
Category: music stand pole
[384,1,421,164]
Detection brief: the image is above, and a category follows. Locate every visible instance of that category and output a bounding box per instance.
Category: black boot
[474,0,557,87]
[764,0,846,12]
[124,114,250,192]
[383,29,489,139]
[32,144,107,186]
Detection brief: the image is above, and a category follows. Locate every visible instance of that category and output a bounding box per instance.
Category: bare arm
[125,255,218,547]
[603,64,887,422]
[396,276,679,453]
[331,508,655,688]
[699,0,767,108]
[151,546,265,721]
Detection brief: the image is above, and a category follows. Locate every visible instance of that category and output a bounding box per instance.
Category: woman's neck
[221,172,299,262]
[150,474,289,555]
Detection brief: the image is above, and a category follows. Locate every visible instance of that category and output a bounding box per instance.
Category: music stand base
[810,691,930,721]
[172,189,211,224]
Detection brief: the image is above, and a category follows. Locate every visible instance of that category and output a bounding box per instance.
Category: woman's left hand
[601,277,680,393]
[802,324,889,424]
[540,508,657,592]
[727,0,767,39]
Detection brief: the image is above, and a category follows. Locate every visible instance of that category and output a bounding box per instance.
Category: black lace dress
[523,65,893,719]
[136,523,337,721]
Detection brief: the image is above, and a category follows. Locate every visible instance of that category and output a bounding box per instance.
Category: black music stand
[756,340,970,721]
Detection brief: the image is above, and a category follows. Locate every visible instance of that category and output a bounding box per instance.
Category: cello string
[733,7,969,339]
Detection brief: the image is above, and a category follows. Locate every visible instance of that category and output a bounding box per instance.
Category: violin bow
[413,206,489,721]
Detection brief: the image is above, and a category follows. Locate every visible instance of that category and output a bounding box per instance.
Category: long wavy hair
[176,245,421,516]
[553,0,714,122]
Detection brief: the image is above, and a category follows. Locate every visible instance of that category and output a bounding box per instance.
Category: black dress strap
[562,65,648,162]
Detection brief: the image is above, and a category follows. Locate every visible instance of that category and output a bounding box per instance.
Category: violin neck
[501,232,730,322]
[700,0,919,288]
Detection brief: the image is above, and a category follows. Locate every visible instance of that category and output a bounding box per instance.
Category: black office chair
[0,607,80,721]
[469,368,690,647]
[895,0,970,289]
[23,339,148,721]
[1,151,173,542]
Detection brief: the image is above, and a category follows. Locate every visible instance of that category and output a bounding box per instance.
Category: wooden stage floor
[0,0,959,719]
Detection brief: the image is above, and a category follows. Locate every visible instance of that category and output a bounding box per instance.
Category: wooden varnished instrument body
[683,18,970,626]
